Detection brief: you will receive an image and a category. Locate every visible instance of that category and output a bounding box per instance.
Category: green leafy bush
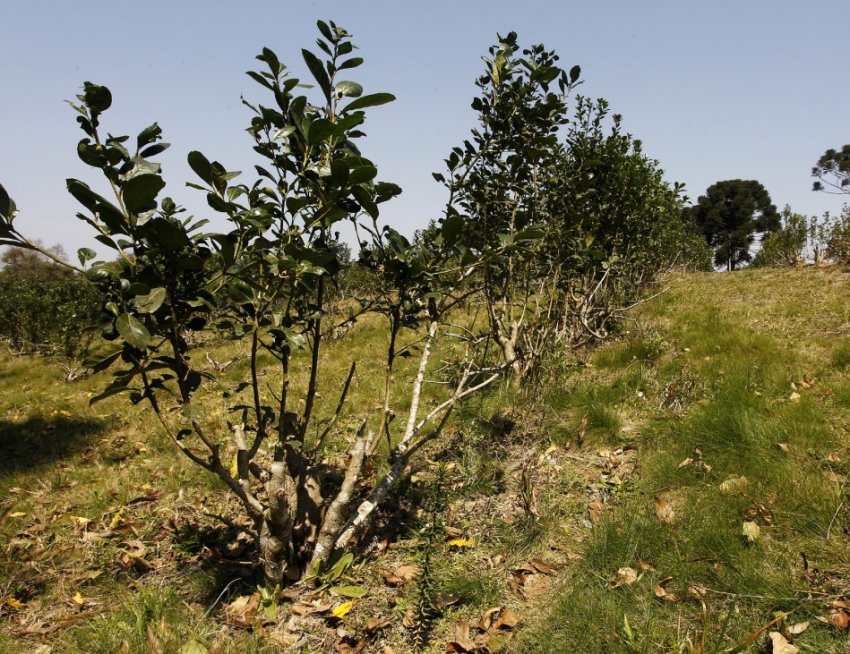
[751,205,807,267]
[826,205,850,264]
[0,249,102,357]
[0,21,505,587]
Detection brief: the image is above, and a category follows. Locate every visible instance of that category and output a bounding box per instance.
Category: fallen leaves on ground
[446,607,521,652]
[653,577,678,602]
[654,495,676,525]
[587,499,605,523]
[826,600,850,629]
[786,621,809,635]
[224,594,260,628]
[447,538,475,548]
[331,600,356,619]
[719,475,749,494]
[742,521,761,543]
[609,567,638,589]
[376,563,419,586]
[769,631,799,654]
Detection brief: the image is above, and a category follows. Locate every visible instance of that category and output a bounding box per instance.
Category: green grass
[518,267,850,654]
[2,266,850,653]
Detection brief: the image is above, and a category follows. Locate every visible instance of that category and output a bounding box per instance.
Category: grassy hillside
[1,266,849,653]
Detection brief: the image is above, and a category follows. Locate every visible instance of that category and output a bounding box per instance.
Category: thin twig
[826,479,846,541]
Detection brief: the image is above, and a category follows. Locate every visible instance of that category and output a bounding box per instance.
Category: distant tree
[812,145,850,194]
[808,211,833,264]
[1,244,70,281]
[826,205,850,264]
[751,205,807,267]
[684,179,780,270]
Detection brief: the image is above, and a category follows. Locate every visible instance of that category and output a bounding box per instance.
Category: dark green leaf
[342,93,395,113]
[260,47,281,77]
[122,174,165,214]
[306,118,334,145]
[116,313,151,349]
[515,227,545,241]
[302,49,331,100]
[316,20,334,43]
[441,214,465,246]
[137,122,162,150]
[337,57,363,71]
[0,183,11,218]
[148,218,191,251]
[139,143,169,158]
[351,185,377,218]
[82,82,112,113]
[77,248,97,266]
[246,70,275,91]
[188,151,213,185]
[132,287,167,314]
[349,165,377,185]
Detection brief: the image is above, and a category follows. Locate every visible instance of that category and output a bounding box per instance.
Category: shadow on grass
[0,414,106,473]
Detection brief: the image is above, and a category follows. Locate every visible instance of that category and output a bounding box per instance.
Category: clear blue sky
[2,0,847,257]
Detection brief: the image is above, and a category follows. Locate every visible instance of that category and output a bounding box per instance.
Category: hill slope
[0,267,849,653]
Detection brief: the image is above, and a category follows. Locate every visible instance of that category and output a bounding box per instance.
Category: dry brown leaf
[828,610,849,629]
[827,451,842,463]
[444,526,465,537]
[578,414,588,444]
[291,601,331,617]
[225,594,260,627]
[609,567,638,588]
[364,617,392,633]
[789,392,801,402]
[513,562,537,575]
[530,559,558,575]
[334,635,366,654]
[146,625,163,654]
[687,584,707,600]
[588,499,605,523]
[654,577,678,602]
[122,539,147,557]
[394,564,419,582]
[742,521,761,543]
[786,621,809,635]
[375,569,404,586]
[493,608,521,630]
[446,620,478,652]
[768,631,799,654]
[508,572,526,599]
[437,593,463,610]
[263,630,300,648]
[480,607,501,631]
[635,556,656,572]
[677,457,694,469]
[719,475,749,493]
[381,648,396,654]
[654,496,676,525]
[402,607,416,629]
[777,443,790,453]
